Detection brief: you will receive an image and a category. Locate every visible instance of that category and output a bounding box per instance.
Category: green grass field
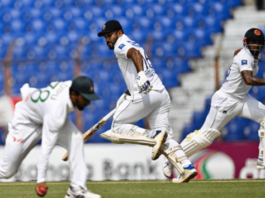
[1,180,265,198]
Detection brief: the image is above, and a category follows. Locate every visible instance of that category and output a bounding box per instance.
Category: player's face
[103,31,119,50]
[76,95,90,111]
[248,40,264,57]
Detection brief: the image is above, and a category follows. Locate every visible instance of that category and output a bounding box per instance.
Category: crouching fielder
[0,76,101,198]
[97,20,197,183]
[164,28,265,175]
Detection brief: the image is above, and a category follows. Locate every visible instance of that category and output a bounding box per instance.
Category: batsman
[0,76,101,198]
[98,20,197,183]
[166,28,265,176]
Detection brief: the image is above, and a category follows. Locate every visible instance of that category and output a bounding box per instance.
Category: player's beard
[107,34,119,50]
[247,43,264,59]
[108,44,114,50]
[77,105,85,111]
[250,47,262,59]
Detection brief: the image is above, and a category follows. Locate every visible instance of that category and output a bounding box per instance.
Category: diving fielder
[165,28,265,175]
[0,76,101,198]
[97,20,197,183]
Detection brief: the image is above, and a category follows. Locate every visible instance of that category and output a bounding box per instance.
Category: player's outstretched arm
[127,48,152,94]
[241,70,265,86]
[127,48,144,72]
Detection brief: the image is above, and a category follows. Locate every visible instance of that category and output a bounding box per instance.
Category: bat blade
[83,120,106,142]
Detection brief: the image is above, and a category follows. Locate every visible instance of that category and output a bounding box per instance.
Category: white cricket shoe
[151,131,168,160]
[65,186,101,198]
[163,157,173,178]
[172,164,197,183]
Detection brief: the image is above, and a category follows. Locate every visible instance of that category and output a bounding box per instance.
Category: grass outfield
[1,180,265,198]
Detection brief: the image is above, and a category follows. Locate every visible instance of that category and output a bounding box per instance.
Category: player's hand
[35,182,48,197]
[136,71,152,94]
[116,93,127,108]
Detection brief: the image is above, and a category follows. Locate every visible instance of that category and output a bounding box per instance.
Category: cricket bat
[62,108,116,161]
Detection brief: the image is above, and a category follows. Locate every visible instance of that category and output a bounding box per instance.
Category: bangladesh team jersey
[10,81,75,183]
[114,34,165,96]
[12,81,74,133]
[220,47,259,100]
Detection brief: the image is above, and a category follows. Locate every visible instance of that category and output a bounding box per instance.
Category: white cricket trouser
[180,90,265,158]
[111,88,188,163]
[201,90,265,131]
[112,89,174,139]
[0,119,87,189]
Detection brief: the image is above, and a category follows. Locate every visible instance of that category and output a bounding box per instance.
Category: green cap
[71,76,100,101]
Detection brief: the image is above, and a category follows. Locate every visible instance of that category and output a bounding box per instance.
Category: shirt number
[31,82,60,103]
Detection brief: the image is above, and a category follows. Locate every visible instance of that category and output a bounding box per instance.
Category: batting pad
[259,119,265,168]
[100,130,156,146]
[163,145,185,174]
[181,128,221,158]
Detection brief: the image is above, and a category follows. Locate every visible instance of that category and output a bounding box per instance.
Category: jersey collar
[114,34,127,48]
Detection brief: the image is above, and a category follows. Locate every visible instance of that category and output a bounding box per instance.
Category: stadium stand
[0,0,246,144]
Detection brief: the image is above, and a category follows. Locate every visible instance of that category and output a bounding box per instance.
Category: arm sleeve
[114,42,138,59]
[239,58,253,72]
[37,105,67,183]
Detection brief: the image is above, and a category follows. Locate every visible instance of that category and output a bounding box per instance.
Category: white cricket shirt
[220,47,259,100]
[12,81,75,183]
[114,34,164,97]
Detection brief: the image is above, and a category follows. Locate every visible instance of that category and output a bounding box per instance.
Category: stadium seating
[0,0,243,144]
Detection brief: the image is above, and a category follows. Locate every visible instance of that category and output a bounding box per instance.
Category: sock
[175,150,191,167]
[181,160,192,168]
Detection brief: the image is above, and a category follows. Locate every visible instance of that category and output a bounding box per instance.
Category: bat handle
[62,152,68,161]
[102,108,116,121]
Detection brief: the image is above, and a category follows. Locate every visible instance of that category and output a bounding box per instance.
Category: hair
[69,87,80,96]
[116,29,124,34]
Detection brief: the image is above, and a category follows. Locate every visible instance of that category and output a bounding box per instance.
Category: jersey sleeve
[114,41,138,59]
[238,57,253,72]
[37,102,68,183]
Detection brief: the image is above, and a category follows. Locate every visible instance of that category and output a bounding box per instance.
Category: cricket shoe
[163,157,173,178]
[172,164,197,183]
[151,131,168,160]
[65,186,101,198]
[257,157,265,169]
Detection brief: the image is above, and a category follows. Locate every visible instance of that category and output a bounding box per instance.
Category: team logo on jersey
[119,44,125,49]
[254,30,261,36]
[102,25,106,30]
[242,60,247,65]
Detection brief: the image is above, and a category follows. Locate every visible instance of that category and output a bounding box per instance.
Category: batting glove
[136,71,152,94]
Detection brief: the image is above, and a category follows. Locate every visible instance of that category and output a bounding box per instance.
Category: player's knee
[4,172,15,179]
[187,128,220,148]
[0,167,16,179]
[181,128,220,157]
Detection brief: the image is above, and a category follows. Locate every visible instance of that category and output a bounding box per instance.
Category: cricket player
[0,76,101,198]
[164,28,265,176]
[97,20,197,183]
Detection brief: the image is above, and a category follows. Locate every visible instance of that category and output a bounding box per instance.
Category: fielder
[164,28,265,175]
[0,76,101,198]
[97,20,197,183]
